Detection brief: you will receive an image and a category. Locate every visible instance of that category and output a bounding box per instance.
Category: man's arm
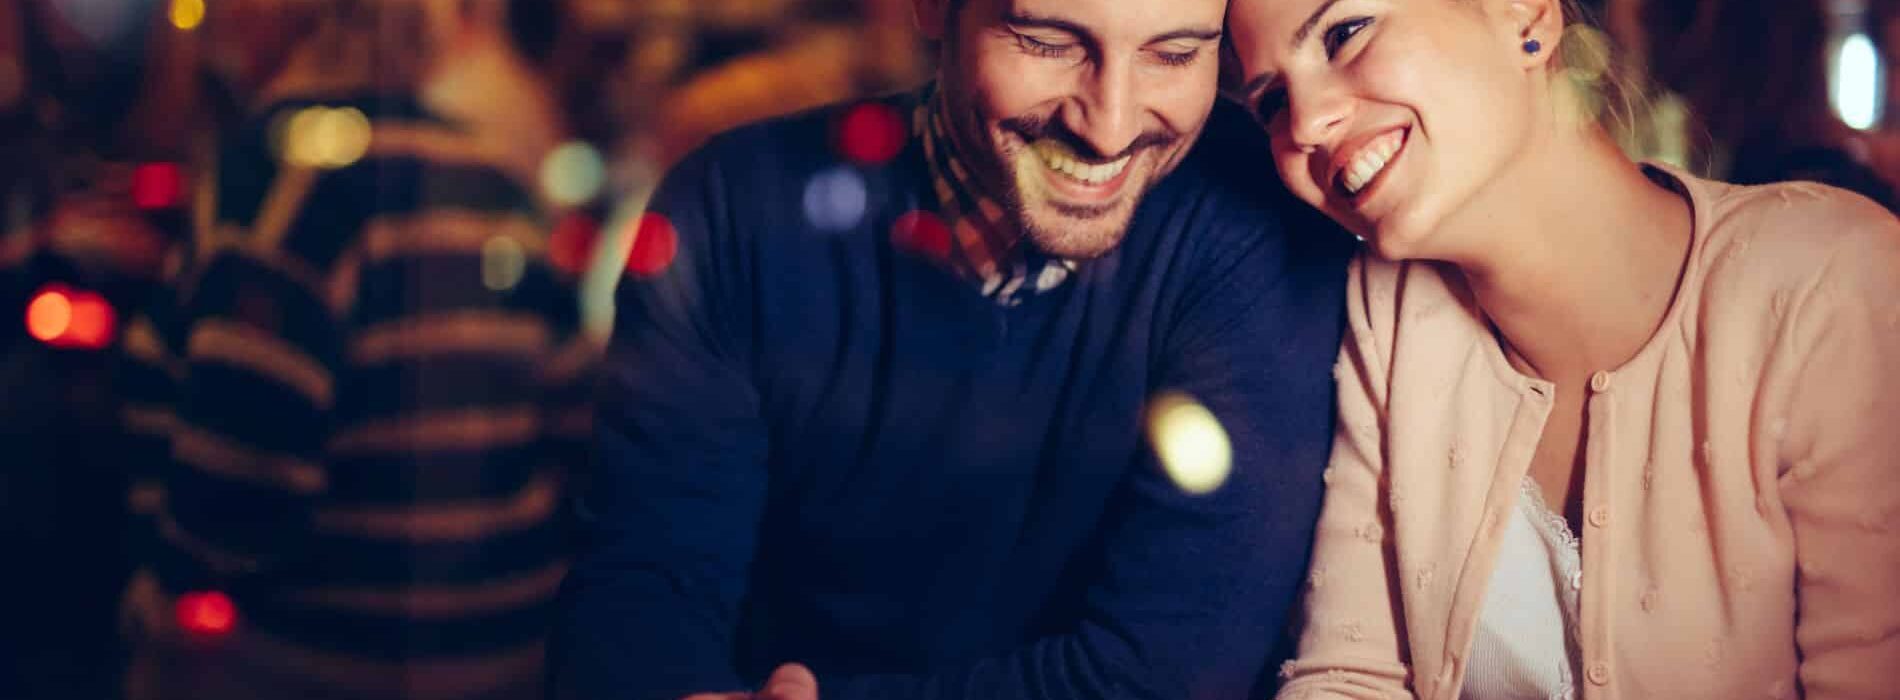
[551,144,772,700]
[812,198,1353,700]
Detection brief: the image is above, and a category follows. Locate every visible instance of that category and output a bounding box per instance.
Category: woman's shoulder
[1664,171,1894,307]
[1681,172,1899,277]
[1674,170,1900,338]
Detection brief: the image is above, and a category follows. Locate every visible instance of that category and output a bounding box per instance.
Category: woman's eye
[1323,17,1373,58]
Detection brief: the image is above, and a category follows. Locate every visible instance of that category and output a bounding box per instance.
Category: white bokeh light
[1833,32,1881,131]
[541,142,607,207]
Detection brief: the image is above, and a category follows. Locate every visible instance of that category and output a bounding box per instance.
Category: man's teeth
[1032,141,1130,185]
[1341,132,1403,195]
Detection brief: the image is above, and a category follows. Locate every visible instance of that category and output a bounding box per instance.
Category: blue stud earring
[1523,39,1542,54]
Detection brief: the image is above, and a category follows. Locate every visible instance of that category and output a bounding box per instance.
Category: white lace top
[1460,478,1584,700]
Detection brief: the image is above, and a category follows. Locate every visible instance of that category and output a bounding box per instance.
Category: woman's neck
[1449,126,1694,384]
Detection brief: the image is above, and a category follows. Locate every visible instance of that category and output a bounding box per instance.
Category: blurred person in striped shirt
[117,1,596,698]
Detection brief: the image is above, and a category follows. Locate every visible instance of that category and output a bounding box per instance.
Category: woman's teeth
[1033,141,1131,185]
[1340,130,1404,195]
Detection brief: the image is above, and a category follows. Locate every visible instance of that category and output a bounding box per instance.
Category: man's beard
[978,111,1184,260]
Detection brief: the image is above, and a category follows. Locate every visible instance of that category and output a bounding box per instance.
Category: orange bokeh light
[25,288,73,342]
[65,293,117,349]
[25,285,116,349]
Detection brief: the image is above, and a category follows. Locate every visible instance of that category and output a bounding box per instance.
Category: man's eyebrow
[1003,13,1221,45]
[1292,0,1349,46]
[1003,12,1091,38]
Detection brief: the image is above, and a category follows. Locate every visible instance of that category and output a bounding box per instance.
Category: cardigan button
[1590,371,1613,393]
[1588,506,1610,528]
[1587,662,1611,685]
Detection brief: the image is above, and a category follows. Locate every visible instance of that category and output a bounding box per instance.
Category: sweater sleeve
[1275,256,1414,700]
[550,142,771,700]
[815,203,1353,700]
[1777,212,1900,700]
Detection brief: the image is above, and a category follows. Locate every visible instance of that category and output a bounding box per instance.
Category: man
[119,2,592,698]
[552,0,1353,698]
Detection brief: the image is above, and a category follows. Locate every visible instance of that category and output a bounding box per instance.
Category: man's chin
[1020,203,1140,260]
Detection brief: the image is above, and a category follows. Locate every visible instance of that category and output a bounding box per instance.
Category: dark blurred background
[0,0,1894,698]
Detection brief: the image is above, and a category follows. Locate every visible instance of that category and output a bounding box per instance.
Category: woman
[1223,0,1900,697]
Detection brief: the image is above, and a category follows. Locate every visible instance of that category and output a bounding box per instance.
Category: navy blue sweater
[554,93,1353,700]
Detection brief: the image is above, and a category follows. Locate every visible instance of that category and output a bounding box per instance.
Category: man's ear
[912,0,952,41]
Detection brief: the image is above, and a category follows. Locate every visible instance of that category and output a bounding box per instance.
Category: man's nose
[1062,56,1142,158]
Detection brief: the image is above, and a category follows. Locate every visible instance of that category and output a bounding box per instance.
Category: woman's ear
[1505,0,1564,68]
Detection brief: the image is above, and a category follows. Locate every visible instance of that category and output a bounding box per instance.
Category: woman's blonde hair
[1548,0,1668,157]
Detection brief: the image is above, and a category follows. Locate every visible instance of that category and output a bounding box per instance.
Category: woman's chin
[1361,222,1432,262]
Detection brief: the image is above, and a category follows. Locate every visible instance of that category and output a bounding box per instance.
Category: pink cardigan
[1276,169,1900,700]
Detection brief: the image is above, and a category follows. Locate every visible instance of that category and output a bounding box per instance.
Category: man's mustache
[999,114,1181,163]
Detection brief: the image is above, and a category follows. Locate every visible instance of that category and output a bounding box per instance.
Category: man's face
[921,0,1227,259]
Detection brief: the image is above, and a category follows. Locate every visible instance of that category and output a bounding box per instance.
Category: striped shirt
[120,93,593,698]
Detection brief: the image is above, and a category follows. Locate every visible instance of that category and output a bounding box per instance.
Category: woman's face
[1226,0,1552,260]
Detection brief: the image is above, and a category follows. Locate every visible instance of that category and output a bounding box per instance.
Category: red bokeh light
[625,213,679,278]
[132,162,185,210]
[25,285,116,349]
[549,213,600,276]
[891,211,951,260]
[175,591,237,638]
[25,287,73,342]
[835,103,907,166]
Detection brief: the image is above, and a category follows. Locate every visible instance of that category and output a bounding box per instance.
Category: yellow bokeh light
[1146,391,1234,496]
[170,0,206,31]
[283,107,373,169]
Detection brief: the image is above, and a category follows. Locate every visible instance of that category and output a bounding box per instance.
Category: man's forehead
[995,0,1227,38]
